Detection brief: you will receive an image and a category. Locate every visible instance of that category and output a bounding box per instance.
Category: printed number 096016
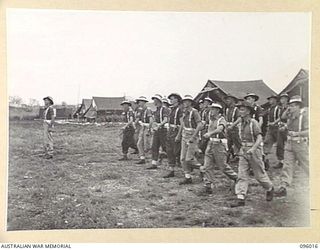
[300,244,318,248]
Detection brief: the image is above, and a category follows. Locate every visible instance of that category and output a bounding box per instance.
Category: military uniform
[279,105,309,190]
[252,104,264,123]
[276,104,289,167]
[198,97,213,154]
[133,107,141,145]
[244,93,263,124]
[166,105,183,171]
[150,105,169,166]
[225,105,242,158]
[136,100,153,162]
[42,97,56,158]
[232,101,274,206]
[203,110,238,191]
[198,108,210,154]
[120,104,138,159]
[180,106,202,180]
[264,103,281,162]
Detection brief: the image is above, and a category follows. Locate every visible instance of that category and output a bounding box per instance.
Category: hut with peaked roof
[91,96,125,117]
[194,79,277,108]
[279,69,309,106]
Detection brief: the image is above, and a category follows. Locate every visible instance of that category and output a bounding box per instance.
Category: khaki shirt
[208,114,227,139]
[287,109,308,133]
[238,118,262,142]
[168,106,182,125]
[225,106,239,123]
[122,107,135,123]
[267,105,280,123]
[182,108,201,129]
[43,105,56,120]
[137,107,153,123]
[153,106,169,123]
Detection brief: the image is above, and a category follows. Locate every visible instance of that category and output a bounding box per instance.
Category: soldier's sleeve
[193,110,201,124]
[218,117,227,129]
[252,119,262,136]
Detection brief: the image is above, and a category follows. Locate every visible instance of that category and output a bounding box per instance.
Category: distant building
[74,96,125,122]
[194,79,277,108]
[91,96,125,118]
[280,69,309,106]
[73,99,92,118]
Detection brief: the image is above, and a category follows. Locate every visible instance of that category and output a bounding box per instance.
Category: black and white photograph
[6,9,310,230]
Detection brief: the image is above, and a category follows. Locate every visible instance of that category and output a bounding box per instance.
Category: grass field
[7,120,310,230]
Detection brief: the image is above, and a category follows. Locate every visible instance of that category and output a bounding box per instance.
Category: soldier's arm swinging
[160,117,168,127]
[175,117,183,142]
[247,134,263,155]
[204,124,224,138]
[290,130,309,137]
[149,116,154,130]
[190,121,202,143]
[258,116,263,128]
[230,117,241,129]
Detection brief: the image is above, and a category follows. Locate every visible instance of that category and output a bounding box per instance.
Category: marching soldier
[202,103,238,194]
[244,93,264,128]
[231,100,274,207]
[275,95,309,197]
[133,105,141,146]
[264,95,281,169]
[273,93,290,169]
[158,97,170,161]
[198,97,213,154]
[135,96,153,164]
[162,97,170,109]
[163,93,183,178]
[42,96,56,159]
[224,94,242,163]
[119,100,138,161]
[198,99,204,112]
[243,92,270,170]
[176,95,203,185]
[230,93,264,129]
[147,94,169,169]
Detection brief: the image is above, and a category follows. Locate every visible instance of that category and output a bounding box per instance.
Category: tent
[280,69,309,106]
[194,79,277,108]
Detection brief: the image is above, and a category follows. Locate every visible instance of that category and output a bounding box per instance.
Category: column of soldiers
[118,92,309,207]
[40,92,309,208]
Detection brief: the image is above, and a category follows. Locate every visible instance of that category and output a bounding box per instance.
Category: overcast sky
[7,9,310,105]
